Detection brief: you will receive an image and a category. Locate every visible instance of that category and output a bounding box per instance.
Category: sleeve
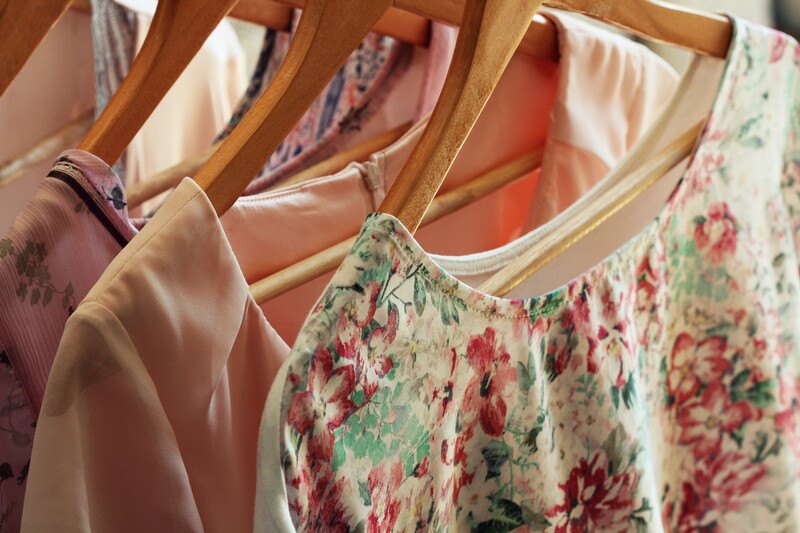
[20,302,204,533]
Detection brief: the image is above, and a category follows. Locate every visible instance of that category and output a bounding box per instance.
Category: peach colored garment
[23,14,676,531]
[0,152,138,532]
[13,25,456,533]
[227,12,678,344]
[117,0,247,214]
[23,181,280,532]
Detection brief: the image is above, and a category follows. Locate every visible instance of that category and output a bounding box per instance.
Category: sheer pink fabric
[22,13,677,531]
[0,151,137,531]
[227,12,679,344]
[5,26,456,531]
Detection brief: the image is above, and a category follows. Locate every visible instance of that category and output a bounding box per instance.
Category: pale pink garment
[0,152,137,531]
[23,180,281,531]
[227,12,679,344]
[2,26,456,531]
[115,0,247,215]
[22,14,677,531]
[239,21,453,194]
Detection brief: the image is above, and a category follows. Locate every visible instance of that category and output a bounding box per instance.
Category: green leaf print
[367,438,387,464]
[753,430,782,463]
[481,441,511,480]
[622,375,636,409]
[0,239,13,258]
[730,369,752,402]
[739,136,765,149]
[746,379,775,408]
[517,363,530,391]
[531,291,565,321]
[517,351,537,394]
[332,440,346,471]
[603,427,629,476]
[473,500,524,533]
[358,480,372,506]
[521,505,552,530]
[737,115,762,141]
[413,275,426,316]
[523,411,547,453]
[440,299,452,325]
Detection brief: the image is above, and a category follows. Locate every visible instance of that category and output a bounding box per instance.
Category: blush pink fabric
[0,151,137,531]
[3,24,457,532]
[227,12,679,344]
[22,13,677,532]
[1,25,453,532]
[240,20,457,194]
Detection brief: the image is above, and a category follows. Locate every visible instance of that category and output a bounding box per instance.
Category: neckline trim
[362,16,742,319]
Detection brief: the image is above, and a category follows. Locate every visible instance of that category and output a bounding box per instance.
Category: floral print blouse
[0,151,137,532]
[258,19,800,532]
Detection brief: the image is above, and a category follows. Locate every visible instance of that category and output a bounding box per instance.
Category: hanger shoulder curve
[71,0,294,32]
[78,0,239,166]
[480,121,705,297]
[226,0,293,31]
[545,0,732,58]
[194,0,393,215]
[379,0,544,232]
[0,0,73,98]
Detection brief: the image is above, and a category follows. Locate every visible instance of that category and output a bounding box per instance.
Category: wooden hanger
[0,0,74,98]
[543,0,731,58]
[250,149,543,303]
[125,1,558,211]
[194,0,400,215]
[0,109,94,191]
[70,0,293,32]
[369,0,729,293]
[378,0,729,230]
[467,1,732,296]
[378,0,543,232]
[480,121,704,296]
[70,0,433,47]
[125,120,412,209]
[275,121,413,189]
[270,0,560,61]
[78,0,243,166]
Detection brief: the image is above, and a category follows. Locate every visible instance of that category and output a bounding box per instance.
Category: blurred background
[0,0,797,233]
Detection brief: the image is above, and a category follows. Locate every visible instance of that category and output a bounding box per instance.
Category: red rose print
[414,456,430,478]
[365,302,399,376]
[561,286,593,335]
[546,453,638,532]
[701,452,766,515]
[770,33,788,63]
[366,461,405,533]
[668,481,708,533]
[304,472,353,533]
[677,380,752,459]
[694,203,738,263]
[353,281,381,328]
[334,332,359,361]
[463,328,517,437]
[288,346,357,435]
[667,334,730,403]
[673,452,767,530]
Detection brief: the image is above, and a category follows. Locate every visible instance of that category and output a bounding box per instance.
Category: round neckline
[364,17,741,320]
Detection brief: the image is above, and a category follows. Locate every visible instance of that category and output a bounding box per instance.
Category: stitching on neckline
[363,222,557,320]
